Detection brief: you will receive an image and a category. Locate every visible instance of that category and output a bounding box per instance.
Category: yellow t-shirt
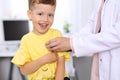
[11,28,70,80]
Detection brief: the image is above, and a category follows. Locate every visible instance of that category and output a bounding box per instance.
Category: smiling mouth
[39,23,48,29]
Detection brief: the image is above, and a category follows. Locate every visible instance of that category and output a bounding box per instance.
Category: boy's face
[28,3,55,35]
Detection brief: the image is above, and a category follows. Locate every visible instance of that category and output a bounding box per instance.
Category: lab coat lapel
[91,0,105,80]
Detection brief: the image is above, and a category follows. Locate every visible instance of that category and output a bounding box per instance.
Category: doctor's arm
[72,17,120,57]
[46,13,96,52]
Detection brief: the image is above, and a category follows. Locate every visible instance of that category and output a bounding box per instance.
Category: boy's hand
[42,52,58,63]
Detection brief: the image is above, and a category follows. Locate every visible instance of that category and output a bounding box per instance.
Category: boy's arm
[55,56,65,80]
[20,52,57,75]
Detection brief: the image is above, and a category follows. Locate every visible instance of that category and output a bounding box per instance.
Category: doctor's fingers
[46,37,62,45]
[46,38,58,46]
[46,41,59,51]
[50,45,62,52]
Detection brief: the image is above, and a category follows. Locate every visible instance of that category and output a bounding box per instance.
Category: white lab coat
[71,0,120,80]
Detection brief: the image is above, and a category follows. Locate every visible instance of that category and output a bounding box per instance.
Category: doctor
[46,0,120,80]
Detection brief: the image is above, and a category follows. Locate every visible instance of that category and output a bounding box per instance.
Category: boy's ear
[27,10,32,20]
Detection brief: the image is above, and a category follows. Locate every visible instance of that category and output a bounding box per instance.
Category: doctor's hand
[46,37,71,52]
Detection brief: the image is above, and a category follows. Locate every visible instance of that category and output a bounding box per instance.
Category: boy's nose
[43,15,48,21]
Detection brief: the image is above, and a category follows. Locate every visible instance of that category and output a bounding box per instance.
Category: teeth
[39,24,47,28]
[39,23,46,26]
[42,25,46,27]
[39,23,48,28]
[43,24,47,26]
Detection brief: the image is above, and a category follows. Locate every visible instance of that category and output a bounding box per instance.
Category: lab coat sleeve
[71,5,120,57]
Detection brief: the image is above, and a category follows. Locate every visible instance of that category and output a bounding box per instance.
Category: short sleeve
[11,37,32,66]
[58,52,70,61]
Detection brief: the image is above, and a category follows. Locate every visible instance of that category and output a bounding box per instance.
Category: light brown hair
[28,0,56,10]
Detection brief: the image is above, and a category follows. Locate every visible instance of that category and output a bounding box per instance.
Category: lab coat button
[100,59,102,61]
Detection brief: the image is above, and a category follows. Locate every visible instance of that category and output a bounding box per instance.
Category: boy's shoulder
[22,32,31,37]
[21,32,32,41]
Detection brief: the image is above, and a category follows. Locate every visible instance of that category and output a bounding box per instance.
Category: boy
[11,0,70,80]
